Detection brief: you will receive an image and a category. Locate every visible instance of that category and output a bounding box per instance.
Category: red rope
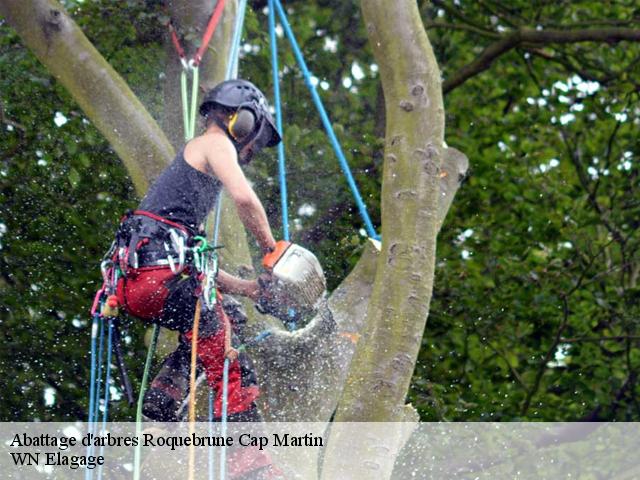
[166,0,227,66]
[168,22,186,60]
[194,0,227,66]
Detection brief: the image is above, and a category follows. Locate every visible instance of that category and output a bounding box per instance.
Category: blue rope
[97,321,113,480]
[269,0,289,241]
[213,196,224,245]
[220,358,230,480]
[86,316,104,480]
[85,313,99,480]
[87,314,99,425]
[208,390,215,480]
[93,318,105,427]
[272,0,380,240]
[101,322,113,425]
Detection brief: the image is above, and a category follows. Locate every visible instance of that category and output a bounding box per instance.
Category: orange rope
[188,298,202,480]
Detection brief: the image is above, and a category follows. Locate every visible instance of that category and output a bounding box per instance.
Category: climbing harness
[113,210,192,274]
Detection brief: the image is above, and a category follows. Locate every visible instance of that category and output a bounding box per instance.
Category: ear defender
[228,108,256,141]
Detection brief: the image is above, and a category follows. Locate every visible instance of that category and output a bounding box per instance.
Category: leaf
[68,168,81,188]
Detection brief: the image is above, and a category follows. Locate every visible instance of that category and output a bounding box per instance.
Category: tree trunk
[336,0,445,422]
[321,0,445,477]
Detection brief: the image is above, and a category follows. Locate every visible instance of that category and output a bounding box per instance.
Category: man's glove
[254,274,297,323]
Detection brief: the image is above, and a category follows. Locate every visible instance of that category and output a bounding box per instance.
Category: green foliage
[410,0,640,421]
[0,1,161,420]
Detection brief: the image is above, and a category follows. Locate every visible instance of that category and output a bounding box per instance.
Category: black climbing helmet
[199,79,281,155]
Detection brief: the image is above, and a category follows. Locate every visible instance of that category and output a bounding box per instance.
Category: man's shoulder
[185,131,237,167]
[194,131,235,154]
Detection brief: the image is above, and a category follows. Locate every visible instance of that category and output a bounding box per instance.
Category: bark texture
[320,1,447,477]
[334,0,445,422]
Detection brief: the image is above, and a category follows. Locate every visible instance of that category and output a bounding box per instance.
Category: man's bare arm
[203,135,276,253]
[216,269,260,301]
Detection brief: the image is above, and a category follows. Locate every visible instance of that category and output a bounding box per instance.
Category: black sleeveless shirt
[138,148,222,234]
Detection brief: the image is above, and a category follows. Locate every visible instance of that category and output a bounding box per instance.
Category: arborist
[111,79,282,425]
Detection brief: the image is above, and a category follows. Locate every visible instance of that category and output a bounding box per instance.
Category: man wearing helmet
[111,80,281,431]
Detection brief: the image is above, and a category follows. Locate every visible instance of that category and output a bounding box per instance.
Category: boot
[142,303,221,422]
[142,337,201,421]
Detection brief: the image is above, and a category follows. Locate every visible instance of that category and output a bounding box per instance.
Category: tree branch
[0,100,27,163]
[424,21,501,40]
[560,128,626,247]
[484,340,529,392]
[444,27,640,94]
[544,18,640,29]
[429,0,497,38]
[520,295,571,416]
[0,99,26,132]
[526,48,611,85]
[560,336,640,343]
[475,0,522,28]
[0,0,174,195]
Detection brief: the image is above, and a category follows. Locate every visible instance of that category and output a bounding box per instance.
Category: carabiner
[100,260,112,285]
[118,247,127,273]
[169,229,186,273]
[164,242,179,274]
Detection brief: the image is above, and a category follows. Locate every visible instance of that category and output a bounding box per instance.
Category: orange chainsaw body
[262,241,326,323]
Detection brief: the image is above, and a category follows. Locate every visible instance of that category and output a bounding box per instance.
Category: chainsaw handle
[262,240,291,270]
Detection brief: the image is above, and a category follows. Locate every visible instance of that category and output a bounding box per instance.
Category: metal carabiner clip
[164,241,178,274]
[169,229,186,272]
[202,269,217,310]
[117,247,127,273]
[101,240,116,263]
[100,259,112,285]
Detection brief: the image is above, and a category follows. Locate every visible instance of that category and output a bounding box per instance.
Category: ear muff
[228,108,256,141]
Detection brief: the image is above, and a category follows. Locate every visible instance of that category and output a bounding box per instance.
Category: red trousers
[116,267,260,416]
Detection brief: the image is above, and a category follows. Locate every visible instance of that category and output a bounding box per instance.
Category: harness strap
[130,209,191,235]
[115,210,195,271]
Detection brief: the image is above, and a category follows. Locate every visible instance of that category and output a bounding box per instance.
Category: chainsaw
[258,241,326,327]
